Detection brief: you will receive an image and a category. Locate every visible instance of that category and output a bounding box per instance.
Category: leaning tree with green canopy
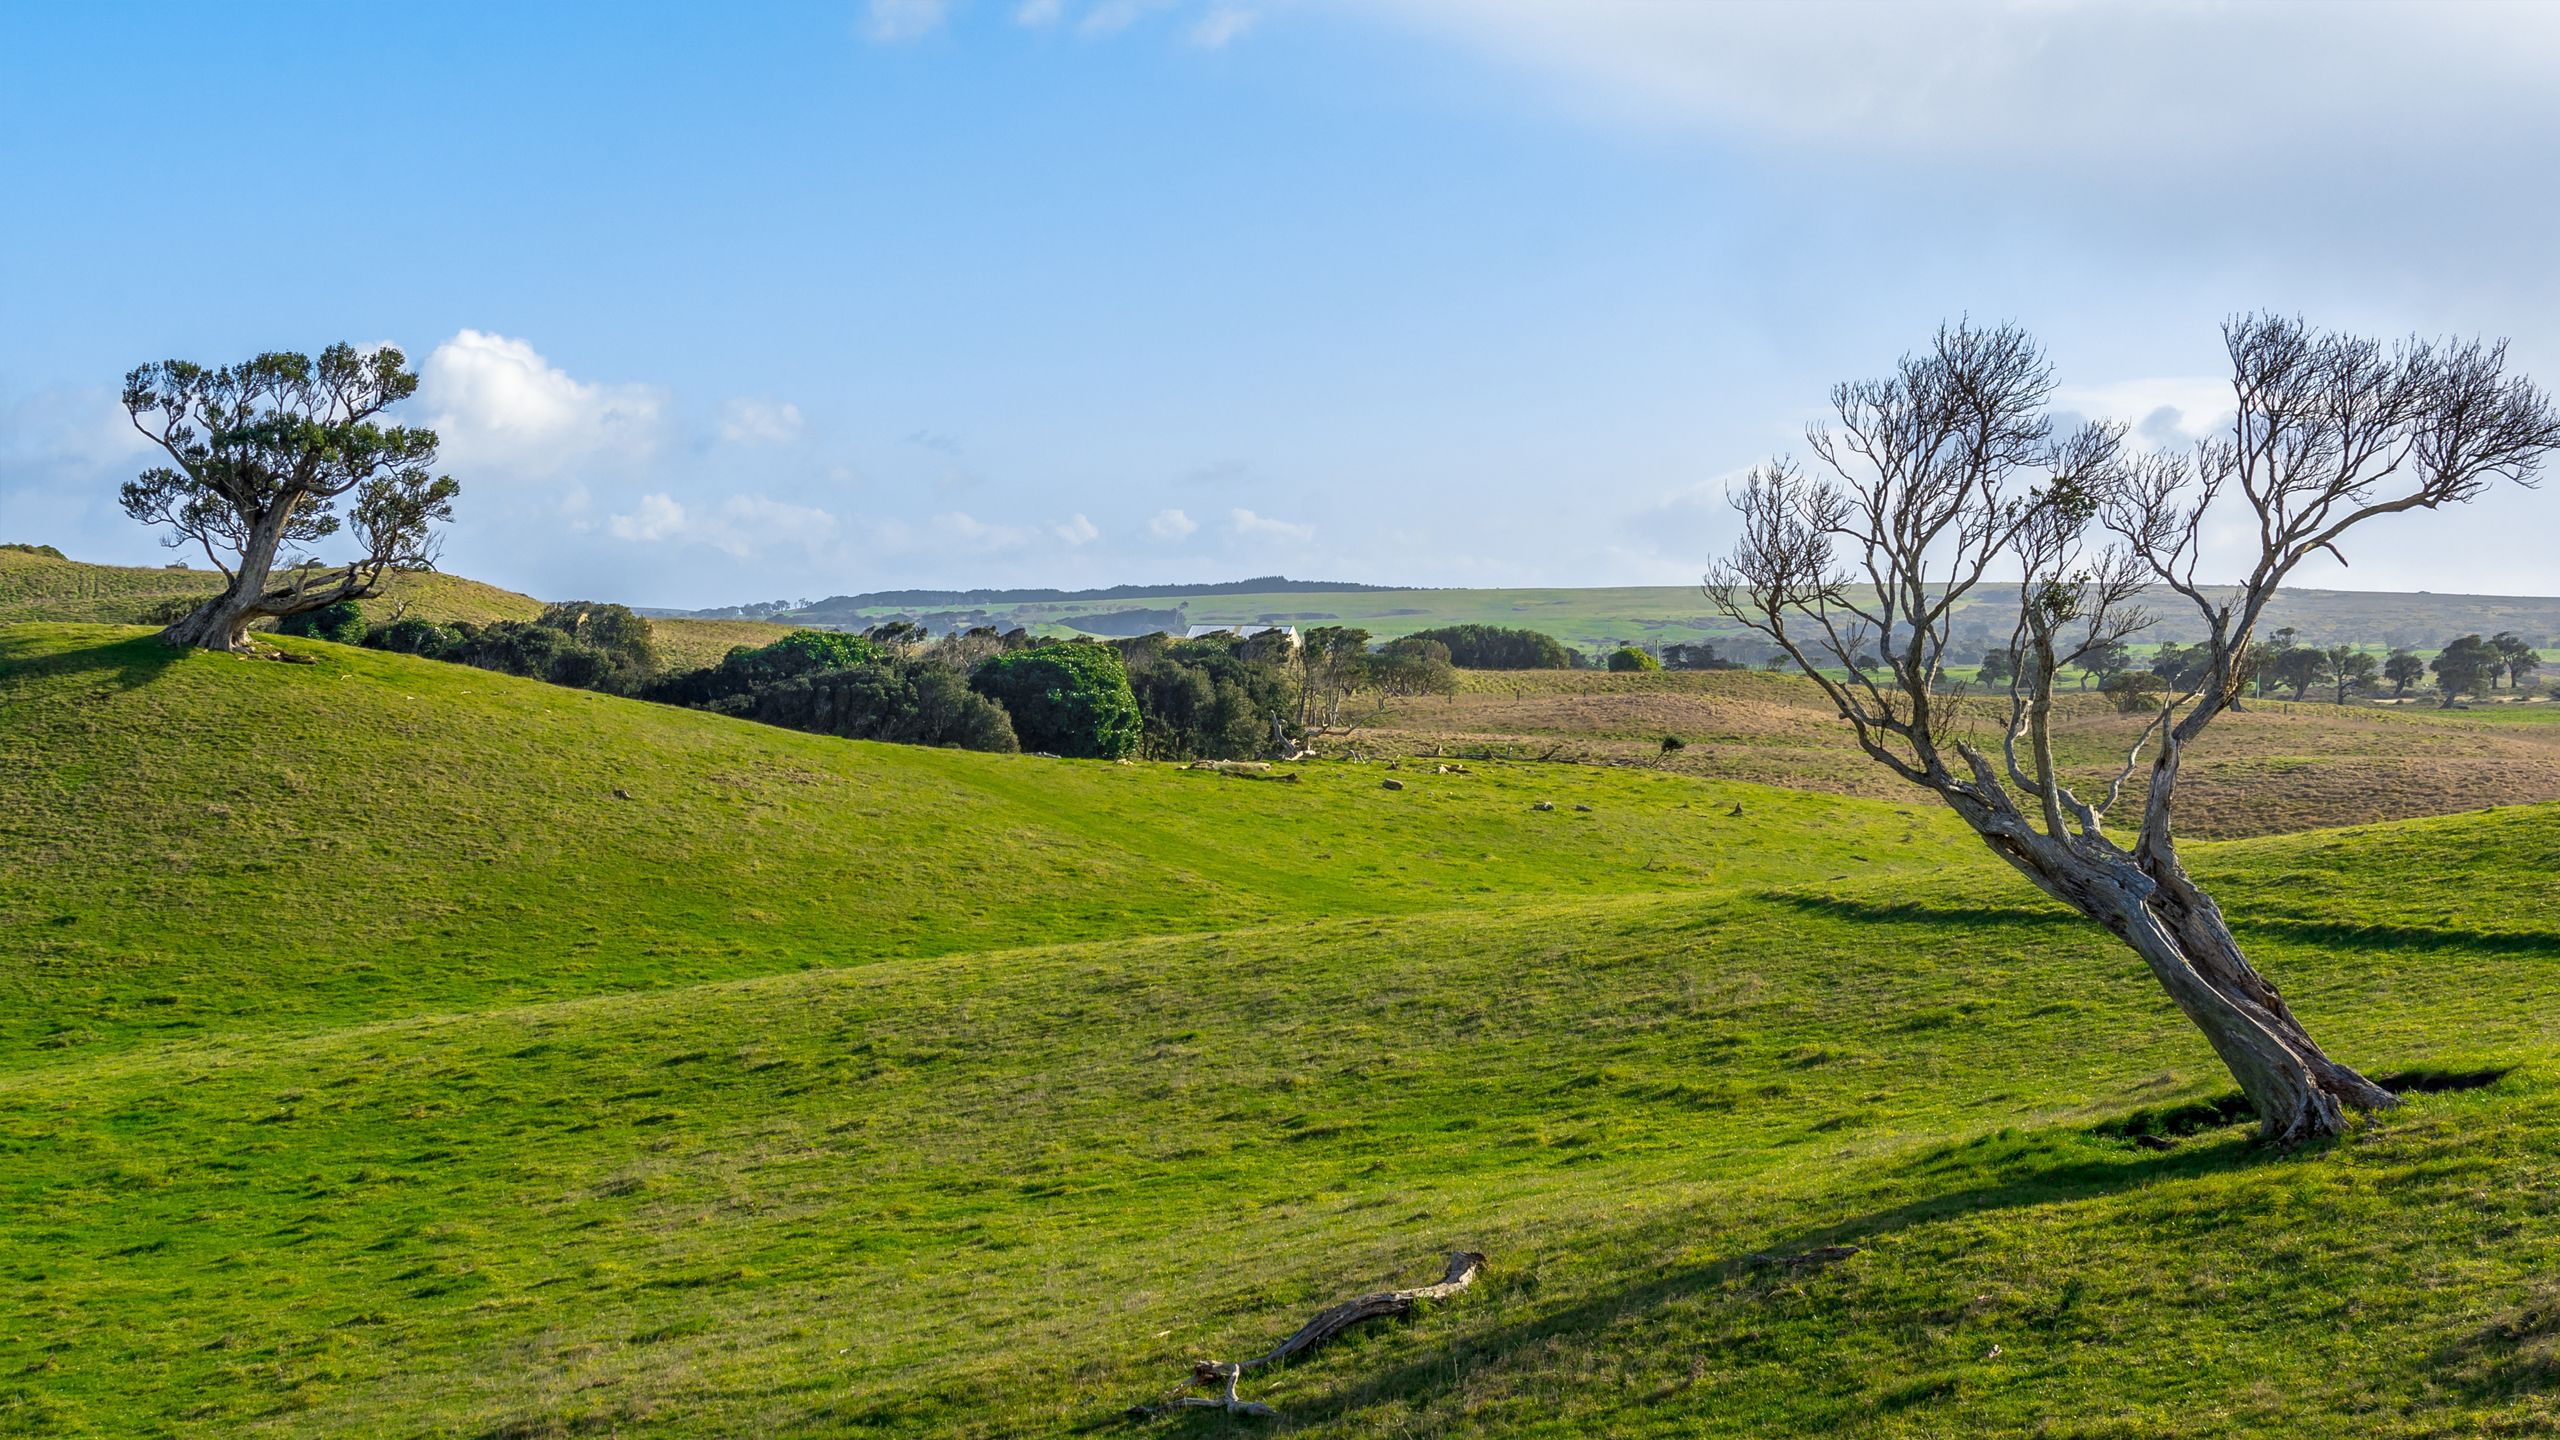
[120,344,458,651]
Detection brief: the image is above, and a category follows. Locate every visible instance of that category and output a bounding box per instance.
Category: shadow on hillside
[2236,917,2560,959]
[1110,1130,2278,1434]
[1773,895,2560,961]
[1768,892,2076,932]
[0,632,186,690]
[2426,1275,2560,1408]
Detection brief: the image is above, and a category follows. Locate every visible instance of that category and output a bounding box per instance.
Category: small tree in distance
[1709,314,2560,1143]
[2490,631,2540,691]
[120,345,458,652]
[2383,648,2427,697]
[2431,634,2501,706]
[1606,645,1660,672]
[2326,645,2379,704]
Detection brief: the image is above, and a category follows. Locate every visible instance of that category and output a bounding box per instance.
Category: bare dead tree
[1709,316,2560,1144]
[120,344,458,652]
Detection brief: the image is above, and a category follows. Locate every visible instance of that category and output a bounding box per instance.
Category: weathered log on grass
[1130,1250,1486,1420]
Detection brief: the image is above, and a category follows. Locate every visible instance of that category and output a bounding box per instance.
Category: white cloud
[0,386,149,472]
[864,0,950,42]
[1190,5,1257,48]
[1229,506,1314,542]
[718,398,806,446]
[608,492,840,559]
[936,510,1037,550]
[1148,507,1198,540]
[1015,0,1063,24]
[417,330,665,478]
[1353,1,2560,165]
[1053,512,1101,545]
[2050,376,2235,450]
[608,493,688,543]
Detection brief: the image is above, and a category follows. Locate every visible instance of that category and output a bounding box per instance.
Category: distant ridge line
[778,576,1405,613]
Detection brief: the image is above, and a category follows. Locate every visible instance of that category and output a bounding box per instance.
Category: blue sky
[5,1,2558,607]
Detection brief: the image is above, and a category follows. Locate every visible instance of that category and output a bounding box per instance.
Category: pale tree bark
[1710,316,2560,1144]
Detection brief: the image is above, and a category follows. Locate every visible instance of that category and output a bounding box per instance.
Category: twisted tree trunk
[1991,839,2391,1143]
[158,506,378,653]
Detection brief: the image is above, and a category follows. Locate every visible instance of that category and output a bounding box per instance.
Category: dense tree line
[972,641,1142,757]
[1399,624,1573,669]
[1658,642,1747,670]
[1998,628,2553,712]
[1113,632,1297,759]
[359,601,661,695]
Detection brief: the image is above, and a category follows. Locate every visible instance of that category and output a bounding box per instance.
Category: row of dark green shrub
[316,598,1268,761]
[293,597,1753,760]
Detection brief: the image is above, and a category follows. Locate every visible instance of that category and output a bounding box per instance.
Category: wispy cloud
[718,398,805,446]
[1053,512,1101,545]
[1189,4,1257,48]
[863,0,950,42]
[1078,0,1170,37]
[1229,506,1313,542]
[936,510,1038,551]
[2049,377,2234,450]
[1356,1,2560,165]
[608,492,842,559]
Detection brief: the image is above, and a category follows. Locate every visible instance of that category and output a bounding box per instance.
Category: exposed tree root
[1128,1250,1485,1421]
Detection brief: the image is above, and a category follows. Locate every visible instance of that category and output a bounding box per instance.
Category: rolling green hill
[0,546,542,630]
[690,579,2560,656]
[2,623,2556,1437]
[0,549,785,671]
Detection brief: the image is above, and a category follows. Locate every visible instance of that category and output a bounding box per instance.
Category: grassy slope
[0,548,541,629]
[2,624,2557,1438]
[0,550,781,672]
[1348,668,2560,840]
[0,625,1933,1061]
[647,615,797,671]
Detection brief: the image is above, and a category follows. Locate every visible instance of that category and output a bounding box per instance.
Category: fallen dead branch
[1129,1250,1486,1420]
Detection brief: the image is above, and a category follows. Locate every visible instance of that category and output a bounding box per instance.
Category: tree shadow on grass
[1766,892,2078,933]
[2236,917,2560,959]
[1106,1123,2281,1435]
[0,631,188,691]
[1772,893,2560,961]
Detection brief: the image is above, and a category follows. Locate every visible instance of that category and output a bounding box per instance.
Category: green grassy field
[0,549,784,672]
[748,581,2560,656]
[1351,667,2560,841]
[3,623,2557,1437]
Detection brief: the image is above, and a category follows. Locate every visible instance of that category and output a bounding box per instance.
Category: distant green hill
[661,577,2560,655]
[2,621,2556,1438]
